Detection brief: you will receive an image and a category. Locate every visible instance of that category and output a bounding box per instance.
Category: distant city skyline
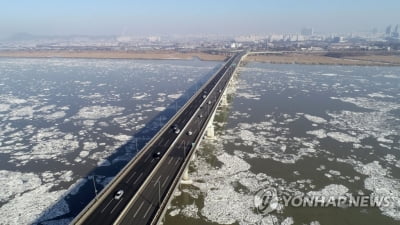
[1,0,400,39]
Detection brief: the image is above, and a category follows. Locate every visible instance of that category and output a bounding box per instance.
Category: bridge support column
[206,123,215,139]
[181,168,193,185]
[220,92,228,106]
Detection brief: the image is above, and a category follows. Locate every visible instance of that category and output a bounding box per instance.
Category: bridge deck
[72,52,245,225]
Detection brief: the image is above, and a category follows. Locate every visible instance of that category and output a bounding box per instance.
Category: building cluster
[1,26,400,53]
[386,25,400,38]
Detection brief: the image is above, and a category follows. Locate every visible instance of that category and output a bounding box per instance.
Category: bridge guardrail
[72,54,234,224]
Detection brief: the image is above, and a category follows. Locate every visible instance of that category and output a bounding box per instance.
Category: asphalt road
[76,52,243,225]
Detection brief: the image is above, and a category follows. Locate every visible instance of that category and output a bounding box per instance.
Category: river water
[0,57,221,224]
[163,62,400,225]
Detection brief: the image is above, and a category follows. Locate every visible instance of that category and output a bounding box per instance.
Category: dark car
[153,151,162,158]
[171,124,180,134]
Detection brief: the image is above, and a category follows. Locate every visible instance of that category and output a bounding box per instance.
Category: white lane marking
[143,154,151,162]
[175,158,180,166]
[151,158,154,163]
[167,157,173,165]
[110,198,123,214]
[126,171,137,183]
[143,204,152,219]
[163,138,169,146]
[133,201,144,218]
[158,137,164,144]
[133,173,143,184]
[154,175,161,187]
[101,199,114,213]
[162,176,170,187]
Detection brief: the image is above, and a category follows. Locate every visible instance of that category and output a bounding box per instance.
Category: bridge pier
[205,123,215,139]
[220,92,228,106]
[180,168,193,184]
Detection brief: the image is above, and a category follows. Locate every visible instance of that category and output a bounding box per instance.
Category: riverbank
[244,52,400,66]
[0,50,227,61]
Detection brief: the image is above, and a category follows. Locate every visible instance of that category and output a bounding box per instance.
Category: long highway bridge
[72,51,246,225]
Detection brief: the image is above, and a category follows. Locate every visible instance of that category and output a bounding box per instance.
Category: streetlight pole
[92,175,98,200]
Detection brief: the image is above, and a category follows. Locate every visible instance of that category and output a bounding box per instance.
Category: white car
[114,190,124,200]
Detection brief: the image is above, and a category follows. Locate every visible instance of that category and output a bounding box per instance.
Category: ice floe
[327,132,359,143]
[304,114,327,124]
[75,105,125,119]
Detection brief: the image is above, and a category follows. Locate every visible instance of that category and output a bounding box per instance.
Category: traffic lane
[123,55,239,224]
[84,151,159,225]
[120,154,184,225]
[78,55,239,224]
[120,106,204,224]
[116,98,209,223]
[86,131,182,225]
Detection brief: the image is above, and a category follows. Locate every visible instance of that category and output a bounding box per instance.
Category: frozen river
[0,57,221,224]
[164,62,400,225]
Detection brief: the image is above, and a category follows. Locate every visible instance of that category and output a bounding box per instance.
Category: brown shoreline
[0,50,228,61]
[1,50,400,66]
[244,53,400,66]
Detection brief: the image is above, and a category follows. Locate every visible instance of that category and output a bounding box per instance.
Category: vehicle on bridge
[172,124,180,134]
[153,151,162,158]
[114,190,124,200]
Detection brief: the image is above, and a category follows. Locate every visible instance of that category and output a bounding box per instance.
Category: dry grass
[344,55,400,65]
[244,53,400,66]
[0,50,227,61]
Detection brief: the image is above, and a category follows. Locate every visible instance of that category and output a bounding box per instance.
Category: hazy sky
[1,0,400,38]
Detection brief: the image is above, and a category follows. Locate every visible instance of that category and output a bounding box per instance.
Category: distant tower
[301,27,314,36]
[386,25,392,36]
[393,24,399,37]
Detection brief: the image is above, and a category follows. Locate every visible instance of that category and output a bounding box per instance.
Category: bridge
[72,51,246,225]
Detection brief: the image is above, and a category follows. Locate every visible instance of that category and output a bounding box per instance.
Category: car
[208,100,212,105]
[202,94,207,99]
[153,151,161,158]
[198,114,203,118]
[114,190,124,200]
[219,89,222,93]
[174,128,180,134]
[187,131,193,136]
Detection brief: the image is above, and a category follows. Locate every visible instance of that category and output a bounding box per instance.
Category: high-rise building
[386,25,392,35]
[393,24,399,38]
[301,27,314,36]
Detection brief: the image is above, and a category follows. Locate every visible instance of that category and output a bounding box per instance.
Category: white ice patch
[0,184,69,225]
[340,159,400,220]
[236,92,261,100]
[132,93,149,100]
[306,129,327,139]
[0,103,10,112]
[327,132,359,143]
[167,93,182,99]
[304,114,327,124]
[19,138,79,160]
[154,107,166,111]
[43,111,66,120]
[0,170,42,202]
[9,106,34,120]
[321,73,337,76]
[75,105,125,119]
[367,93,394,98]
[307,184,349,199]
